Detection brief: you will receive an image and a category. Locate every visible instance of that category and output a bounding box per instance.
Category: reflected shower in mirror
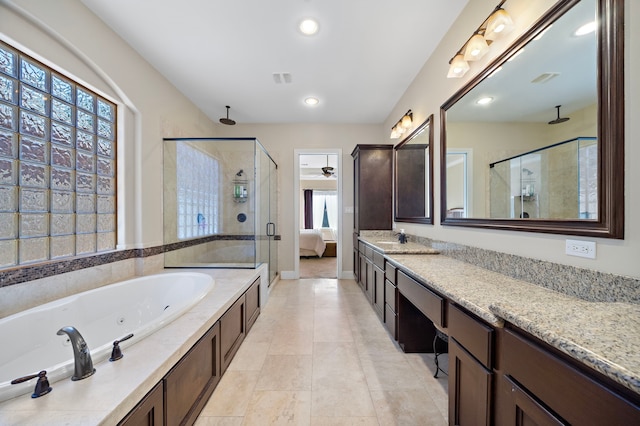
[440,0,624,238]
[394,115,434,224]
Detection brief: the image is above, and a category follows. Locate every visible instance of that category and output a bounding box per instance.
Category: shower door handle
[266,222,275,237]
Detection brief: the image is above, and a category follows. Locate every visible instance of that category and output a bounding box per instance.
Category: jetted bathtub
[0,272,214,403]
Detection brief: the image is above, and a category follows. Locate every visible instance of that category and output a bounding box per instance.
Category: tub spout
[57,326,96,381]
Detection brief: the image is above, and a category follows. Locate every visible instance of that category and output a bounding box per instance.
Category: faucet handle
[109,333,134,362]
[11,370,52,398]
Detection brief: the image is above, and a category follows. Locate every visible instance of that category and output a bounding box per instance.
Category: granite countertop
[358,236,440,254]
[384,253,640,396]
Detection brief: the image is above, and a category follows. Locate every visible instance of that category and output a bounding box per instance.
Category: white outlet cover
[565,239,596,259]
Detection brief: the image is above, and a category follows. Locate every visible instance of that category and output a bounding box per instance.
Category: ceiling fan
[321,155,335,178]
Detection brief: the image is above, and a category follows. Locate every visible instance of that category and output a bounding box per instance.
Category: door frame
[294,148,343,279]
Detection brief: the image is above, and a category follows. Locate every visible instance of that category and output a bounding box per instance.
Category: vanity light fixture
[447,0,513,79]
[390,110,413,139]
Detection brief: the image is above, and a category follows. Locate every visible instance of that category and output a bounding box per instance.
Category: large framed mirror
[395,115,434,224]
[440,0,624,238]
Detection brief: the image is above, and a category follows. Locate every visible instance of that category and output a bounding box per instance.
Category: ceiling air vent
[273,72,292,84]
[531,72,560,84]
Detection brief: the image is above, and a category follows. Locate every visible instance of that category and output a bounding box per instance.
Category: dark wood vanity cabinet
[372,251,385,320]
[448,304,494,426]
[118,381,164,426]
[383,262,397,339]
[495,328,640,426]
[245,278,260,333]
[351,144,393,233]
[165,322,221,426]
[220,293,246,374]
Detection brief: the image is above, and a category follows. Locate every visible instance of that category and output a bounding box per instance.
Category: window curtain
[303,189,313,229]
[312,190,337,230]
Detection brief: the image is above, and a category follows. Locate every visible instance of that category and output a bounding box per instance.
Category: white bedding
[299,229,326,257]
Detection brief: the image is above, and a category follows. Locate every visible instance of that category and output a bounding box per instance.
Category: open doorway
[294,150,342,279]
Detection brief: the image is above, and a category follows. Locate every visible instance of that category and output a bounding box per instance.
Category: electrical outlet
[565,239,596,259]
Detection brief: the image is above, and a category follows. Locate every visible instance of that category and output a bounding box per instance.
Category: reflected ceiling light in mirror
[476,97,494,105]
[389,110,413,139]
[534,25,552,41]
[575,21,596,36]
[447,1,513,78]
[299,19,319,36]
[304,97,319,106]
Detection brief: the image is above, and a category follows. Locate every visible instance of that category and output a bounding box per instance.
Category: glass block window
[176,142,219,239]
[0,41,117,267]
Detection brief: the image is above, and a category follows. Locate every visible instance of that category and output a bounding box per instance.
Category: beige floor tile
[255,355,313,391]
[369,389,446,425]
[269,330,314,355]
[311,417,379,425]
[199,371,259,416]
[242,390,312,426]
[197,279,449,425]
[194,417,244,426]
[311,387,376,417]
[227,342,271,371]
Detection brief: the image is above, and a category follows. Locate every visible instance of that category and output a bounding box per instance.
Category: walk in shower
[163,138,278,284]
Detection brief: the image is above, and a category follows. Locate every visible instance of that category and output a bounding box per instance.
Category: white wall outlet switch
[345,206,354,214]
[565,239,596,259]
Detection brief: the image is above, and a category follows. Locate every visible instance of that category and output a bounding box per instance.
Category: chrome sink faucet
[397,229,408,244]
[57,326,96,381]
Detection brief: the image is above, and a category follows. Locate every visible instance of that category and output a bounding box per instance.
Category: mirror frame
[394,115,434,224]
[440,0,624,239]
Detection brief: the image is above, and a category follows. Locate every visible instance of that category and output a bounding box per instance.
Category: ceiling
[80,0,468,125]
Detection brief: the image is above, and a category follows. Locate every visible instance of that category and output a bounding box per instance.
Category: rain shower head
[220,105,236,125]
[548,105,570,125]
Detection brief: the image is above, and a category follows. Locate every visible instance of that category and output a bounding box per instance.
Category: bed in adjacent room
[299,229,326,257]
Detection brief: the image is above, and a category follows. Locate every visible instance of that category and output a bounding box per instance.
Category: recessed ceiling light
[299,19,319,36]
[575,21,596,36]
[476,97,493,105]
[305,97,319,106]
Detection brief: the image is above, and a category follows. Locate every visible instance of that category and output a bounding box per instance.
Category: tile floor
[195,278,449,425]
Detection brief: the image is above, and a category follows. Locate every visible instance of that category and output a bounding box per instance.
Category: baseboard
[280,270,298,280]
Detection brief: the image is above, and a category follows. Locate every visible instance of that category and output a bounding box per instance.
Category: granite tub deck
[384,252,640,397]
[0,267,265,425]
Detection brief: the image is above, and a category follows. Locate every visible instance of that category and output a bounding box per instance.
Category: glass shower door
[257,142,278,284]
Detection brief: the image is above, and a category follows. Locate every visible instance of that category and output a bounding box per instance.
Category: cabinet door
[449,338,492,426]
[358,252,367,291]
[220,295,246,374]
[118,381,164,426]
[164,321,221,426]
[245,278,260,333]
[504,376,566,426]
[373,264,384,319]
[365,258,374,303]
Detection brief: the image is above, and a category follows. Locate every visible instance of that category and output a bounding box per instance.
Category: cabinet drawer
[502,328,640,425]
[373,250,385,269]
[397,270,444,327]
[385,262,397,285]
[365,245,374,259]
[385,279,397,312]
[448,304,493,368]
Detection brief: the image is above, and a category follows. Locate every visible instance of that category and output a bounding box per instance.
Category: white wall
[385,0,639,279]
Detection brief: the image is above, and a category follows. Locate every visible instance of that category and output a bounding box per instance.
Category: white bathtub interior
[0,271,214,403]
